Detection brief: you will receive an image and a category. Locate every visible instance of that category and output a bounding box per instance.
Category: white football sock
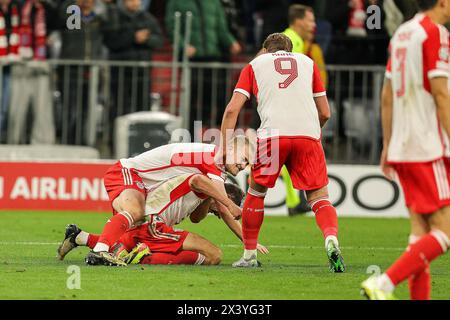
[75,231,89,246]
[377,273,395,294]
[244,249,257,260]
[93,242,109,253]
[325,235,339,249]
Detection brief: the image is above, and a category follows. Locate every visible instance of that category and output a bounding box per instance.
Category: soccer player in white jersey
[58,174,268,265]
[85,140,250,266]
[220,33,345,271]
[361,0,450,300]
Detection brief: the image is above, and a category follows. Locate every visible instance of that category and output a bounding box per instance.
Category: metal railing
[0,59,385,164]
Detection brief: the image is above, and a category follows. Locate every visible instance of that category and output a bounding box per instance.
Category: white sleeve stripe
[428,69,450,79]
[313,92,326,98]
[385,71,392,79]
[234,88,250,99]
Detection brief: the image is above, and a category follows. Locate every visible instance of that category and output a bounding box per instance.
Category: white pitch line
[0,241,405,251]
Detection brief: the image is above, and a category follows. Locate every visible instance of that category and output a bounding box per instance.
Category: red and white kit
[118,173,208,254]
[234,50,328,189]
[386,14,450,213]
[103,143,223,211]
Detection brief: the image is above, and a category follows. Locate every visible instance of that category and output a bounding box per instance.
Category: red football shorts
[252,137,328,190]
[392,158,450,214]
[118,215,189,254]
[103,161,147,212]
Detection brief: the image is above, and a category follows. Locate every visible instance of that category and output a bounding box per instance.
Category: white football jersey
[119,143,224,190]
[234,50,326,139]
[386,14,450,162]
[145,173,207,226]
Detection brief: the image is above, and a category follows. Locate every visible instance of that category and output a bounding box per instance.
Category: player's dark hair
[416,0,439,11]
[225,183,245,207]
[263,33,293,53]
[288,4,314,25]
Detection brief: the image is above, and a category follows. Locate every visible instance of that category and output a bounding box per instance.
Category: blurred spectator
[6,0,55,145]
[255,0,289,46]
[220,0,241,41]
[104,0,163,134]
[165,0,241,135]
[55,0,116,145]
[0,0,16,143]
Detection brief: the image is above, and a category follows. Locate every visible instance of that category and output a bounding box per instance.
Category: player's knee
[118,194,145,222]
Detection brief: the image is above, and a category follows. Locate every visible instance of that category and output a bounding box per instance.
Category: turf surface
[0,211,449,300]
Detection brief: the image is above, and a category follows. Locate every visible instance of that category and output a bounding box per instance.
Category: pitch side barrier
[0,60,385,164]
[0,160,407,217]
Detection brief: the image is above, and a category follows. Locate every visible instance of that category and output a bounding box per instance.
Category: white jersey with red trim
[386,14,450,162]
[144,173,207,226]
[120,143,224,190]
[234,50,326,139]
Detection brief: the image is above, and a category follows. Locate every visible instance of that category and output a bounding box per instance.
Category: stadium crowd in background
[0,0,437,147]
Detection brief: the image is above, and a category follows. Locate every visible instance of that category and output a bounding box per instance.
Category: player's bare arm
[313,95,331,128]
[431,77,450,137]
[380,77,395,180]
[189,174,242,219]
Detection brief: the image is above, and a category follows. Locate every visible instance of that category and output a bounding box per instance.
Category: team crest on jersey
[136,181,146,190]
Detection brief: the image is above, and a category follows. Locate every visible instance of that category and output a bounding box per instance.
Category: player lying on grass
[219,33,345,272]
[85,139,252,266]
[361,0,450,300]
[58,173,269,265]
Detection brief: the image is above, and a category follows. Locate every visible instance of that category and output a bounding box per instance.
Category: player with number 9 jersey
[221,33,345,272]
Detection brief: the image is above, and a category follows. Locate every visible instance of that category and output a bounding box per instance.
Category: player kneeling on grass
[58,174,269,265]
[83,141,250,266]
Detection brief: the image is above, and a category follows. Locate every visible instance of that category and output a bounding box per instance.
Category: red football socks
[86,234,100,249]
[310,198,338,239]
[242,188,266,250]
[140,251,202,265]
[95,212,133,251]
[409,266,431,300]
[386,231,449,288]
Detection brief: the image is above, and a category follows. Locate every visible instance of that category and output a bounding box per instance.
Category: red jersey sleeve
[312,62,326,97]
[423,24,449,79]
[234,64,255,99]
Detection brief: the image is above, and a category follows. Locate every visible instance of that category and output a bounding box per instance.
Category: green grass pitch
[0,211,449,300]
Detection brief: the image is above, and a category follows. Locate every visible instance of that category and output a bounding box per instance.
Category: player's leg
[180,232,222,265]
[57,224,100,260]
[407,211,431,300]
[305,186,344,272]
[233,138,286,267]
[86,164,147,266]
[287,138,344,272]
[136,232,218,265]
[86,188,145,266]
[362,160,450,299]
[364,210,449,300]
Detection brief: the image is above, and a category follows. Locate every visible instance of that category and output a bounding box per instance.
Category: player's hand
[227,202,242,220]
[257,243,269,255]
[380,147,395,180]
